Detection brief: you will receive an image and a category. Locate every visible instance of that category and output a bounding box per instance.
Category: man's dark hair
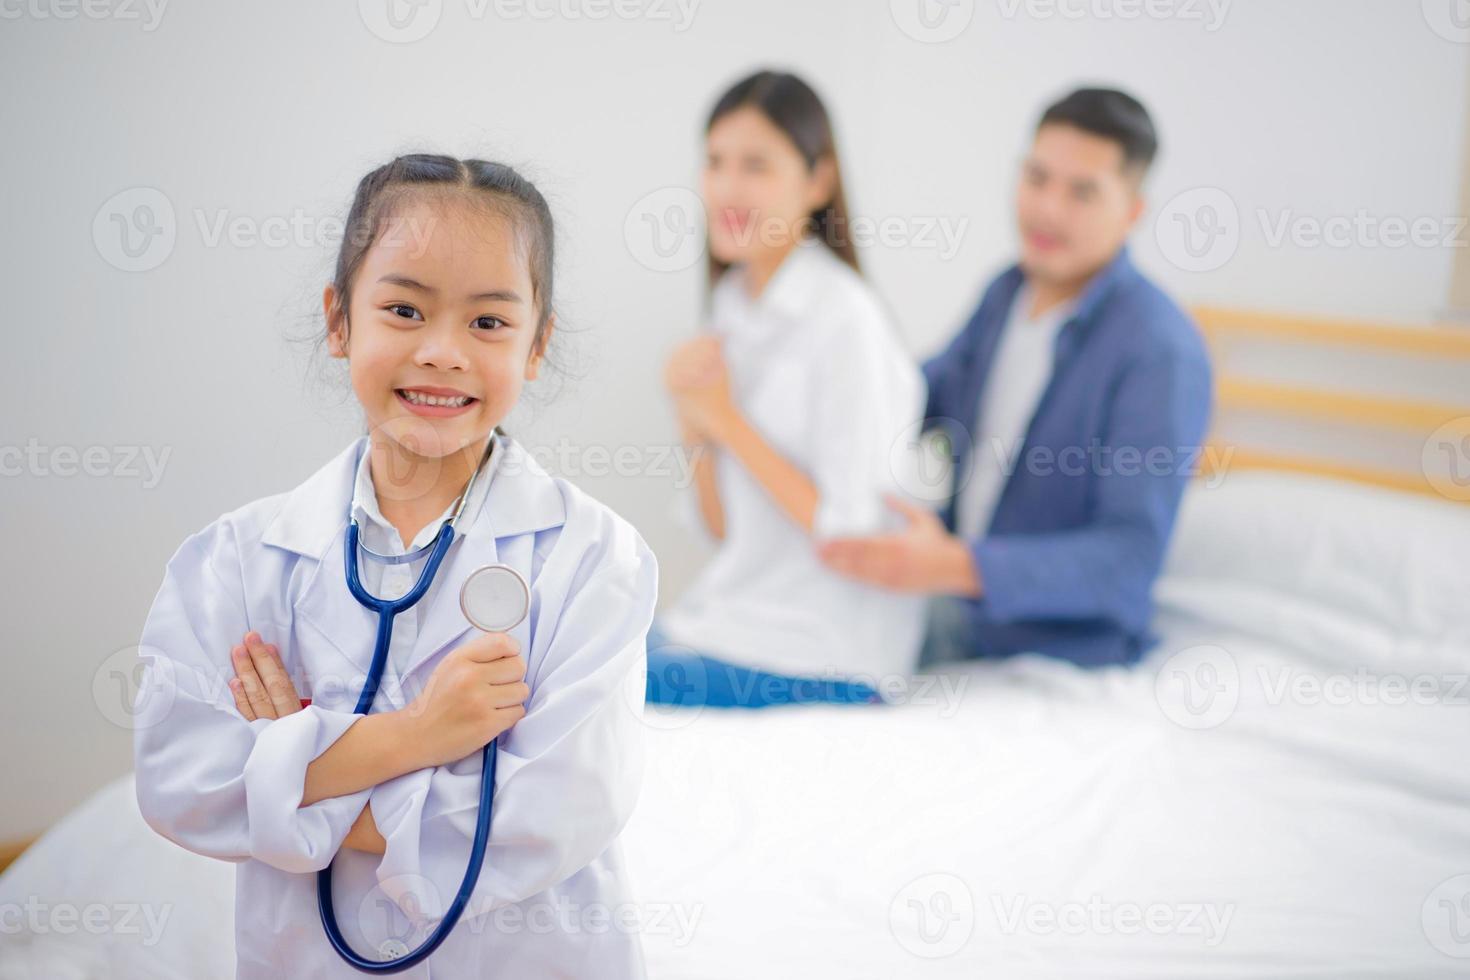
[1038,87,1158,175]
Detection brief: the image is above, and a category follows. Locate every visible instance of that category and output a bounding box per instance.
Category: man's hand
[817,495,984,597]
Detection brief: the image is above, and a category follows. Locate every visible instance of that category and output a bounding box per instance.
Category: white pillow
[1158,472,1470,671]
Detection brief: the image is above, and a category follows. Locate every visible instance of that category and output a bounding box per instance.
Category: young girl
[651,71,927,707]
[133,155,658,977]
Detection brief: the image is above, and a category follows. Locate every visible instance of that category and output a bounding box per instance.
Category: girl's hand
[229,632,304,721]
[400,632,529,770]
[665,336,736,441]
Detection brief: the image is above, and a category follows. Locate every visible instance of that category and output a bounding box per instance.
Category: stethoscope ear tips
[460,564,531,633]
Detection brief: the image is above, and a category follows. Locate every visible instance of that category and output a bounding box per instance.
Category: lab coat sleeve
[133,520,371,873]
[969,347,1213,632]
[368,504,657,927]
[808,304,918,538]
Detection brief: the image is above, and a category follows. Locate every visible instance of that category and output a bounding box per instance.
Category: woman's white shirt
[658,238,927,681]
[132,433,658,979]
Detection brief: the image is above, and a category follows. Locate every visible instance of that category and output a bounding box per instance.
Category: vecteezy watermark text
[1,439,171,488]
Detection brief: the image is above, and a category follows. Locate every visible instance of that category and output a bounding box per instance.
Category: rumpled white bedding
[3,473,1468,978]
[626,621,1470,978]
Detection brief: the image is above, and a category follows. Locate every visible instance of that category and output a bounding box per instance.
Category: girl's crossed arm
[228,630,530,854]
[134,523,373,874]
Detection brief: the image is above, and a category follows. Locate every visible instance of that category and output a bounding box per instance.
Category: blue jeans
[644,623,884,709]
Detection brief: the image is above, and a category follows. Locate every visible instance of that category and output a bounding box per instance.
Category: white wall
[1,0,1465,837]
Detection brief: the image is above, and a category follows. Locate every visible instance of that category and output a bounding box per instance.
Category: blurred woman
[651,69,927,708]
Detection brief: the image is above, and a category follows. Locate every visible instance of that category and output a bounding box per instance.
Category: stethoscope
[318,434,532,973]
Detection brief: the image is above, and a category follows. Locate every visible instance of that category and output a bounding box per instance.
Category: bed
[3,309,1469,978]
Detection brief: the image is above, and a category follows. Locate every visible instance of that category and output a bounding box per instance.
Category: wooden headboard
[0,836,35,876]
[1193,306,1470,504]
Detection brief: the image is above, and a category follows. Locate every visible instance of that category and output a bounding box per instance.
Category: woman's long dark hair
[705,70,860,285]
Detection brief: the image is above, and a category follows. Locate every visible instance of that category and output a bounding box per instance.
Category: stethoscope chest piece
[459,564,531,633]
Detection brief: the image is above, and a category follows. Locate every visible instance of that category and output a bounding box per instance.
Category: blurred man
[820,87,1212,667]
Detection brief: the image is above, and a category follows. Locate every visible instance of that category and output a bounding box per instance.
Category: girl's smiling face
[324,193,550,462]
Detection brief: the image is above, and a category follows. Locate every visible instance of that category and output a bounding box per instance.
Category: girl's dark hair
[705,70,859,284]
[329,154,555,352]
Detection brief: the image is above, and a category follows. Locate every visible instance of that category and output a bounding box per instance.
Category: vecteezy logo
[889,418,965,503]
[1423,0,1470,43]
[1154,187,1240,273]
[890,0,974,43]
[1424,417,1470,502]
[359,0,443,43]
[95,645,178,731]
[629,635,708,730]
[93,187,176,272]
[623,187,705,273]
[889,872,974,958]
[360,873,440,957]
[1154,644,1239,730]
[1423,874,1470,957]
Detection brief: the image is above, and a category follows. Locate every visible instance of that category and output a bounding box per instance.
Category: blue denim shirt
[923,248,1213,666]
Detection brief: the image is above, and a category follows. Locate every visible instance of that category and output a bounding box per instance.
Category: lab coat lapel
[294,525,381,696]
[259,434,567,697]
[398,436,566,684]
[398,520,502,687]
[259,437,380,690]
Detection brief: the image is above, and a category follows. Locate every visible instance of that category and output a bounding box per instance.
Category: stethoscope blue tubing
[316,519,499,973]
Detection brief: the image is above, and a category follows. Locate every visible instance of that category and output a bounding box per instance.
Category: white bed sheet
[3,474,1468,978]
[626,612,1470,978]
[4,615,1465,979]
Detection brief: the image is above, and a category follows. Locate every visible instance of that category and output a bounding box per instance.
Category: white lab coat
[133,434,658,979]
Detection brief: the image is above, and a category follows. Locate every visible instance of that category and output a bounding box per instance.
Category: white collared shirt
[659,237,927,680]
[954,286,1074,540]
[348,433,499,681]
